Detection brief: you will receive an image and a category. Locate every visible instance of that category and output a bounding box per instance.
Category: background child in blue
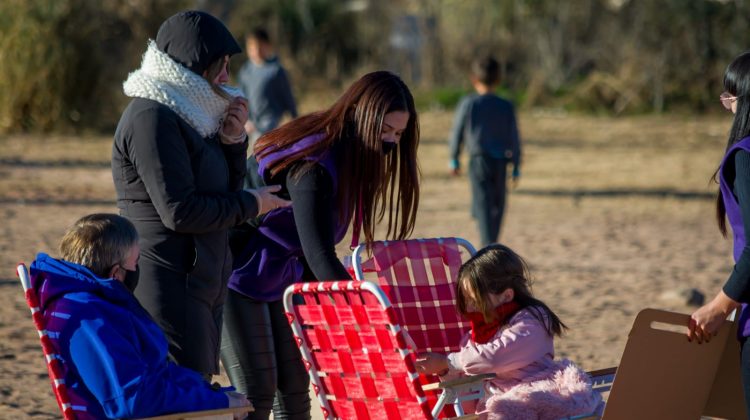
[449,56,522,246]
[239,27,298,189]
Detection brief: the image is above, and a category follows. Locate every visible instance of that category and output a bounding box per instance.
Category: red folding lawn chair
[283,280,491,420]
[349,238,479,414]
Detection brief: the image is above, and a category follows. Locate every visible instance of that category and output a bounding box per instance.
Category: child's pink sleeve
[446,310,554,377]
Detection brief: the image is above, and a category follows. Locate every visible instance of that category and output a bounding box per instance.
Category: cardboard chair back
[603,308,746,420]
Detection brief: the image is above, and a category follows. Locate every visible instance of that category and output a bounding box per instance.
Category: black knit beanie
[155,10,241,75]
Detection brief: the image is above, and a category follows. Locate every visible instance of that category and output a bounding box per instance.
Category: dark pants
[245,155,265,189]
[741,336,750,416]
[133,221,227,376]
[469,155,509,246]
[221,289,311,420]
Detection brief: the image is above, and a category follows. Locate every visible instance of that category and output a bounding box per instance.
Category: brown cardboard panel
[603,309,742,420]
[704,320,747,419]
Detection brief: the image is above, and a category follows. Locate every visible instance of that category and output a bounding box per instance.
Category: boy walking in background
[239,27,298,188]
[449,56,522,246]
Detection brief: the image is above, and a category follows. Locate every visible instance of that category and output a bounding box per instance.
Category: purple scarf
[228,134,352,301]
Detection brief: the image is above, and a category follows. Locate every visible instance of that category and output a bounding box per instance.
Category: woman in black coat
[111,10,289,379]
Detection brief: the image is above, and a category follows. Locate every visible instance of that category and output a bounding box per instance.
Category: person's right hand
[688,290,740,343]
[225,391,250,419]
[416,352,449,376]
[246,185,292,215]
[220,97,250,144]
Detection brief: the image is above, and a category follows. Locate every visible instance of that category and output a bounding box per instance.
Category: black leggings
[221,289,311,420]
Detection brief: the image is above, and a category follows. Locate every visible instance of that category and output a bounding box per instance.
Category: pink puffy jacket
[446,307,601,419]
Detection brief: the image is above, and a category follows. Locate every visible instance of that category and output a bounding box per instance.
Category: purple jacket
[228,134,351,301]
[719,136,750,337]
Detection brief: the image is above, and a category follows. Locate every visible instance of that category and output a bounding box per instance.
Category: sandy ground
[0,110,736,418]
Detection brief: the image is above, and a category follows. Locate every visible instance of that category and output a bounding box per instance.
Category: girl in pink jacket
[416,244,601,419]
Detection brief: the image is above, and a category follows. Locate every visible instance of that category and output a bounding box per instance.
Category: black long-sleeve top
[723,150,750,302]
[284,163,352,281]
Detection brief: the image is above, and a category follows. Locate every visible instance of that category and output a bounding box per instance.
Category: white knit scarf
[123,40,244,138]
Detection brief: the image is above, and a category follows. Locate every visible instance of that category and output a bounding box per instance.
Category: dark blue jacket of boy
[448,93,521,174]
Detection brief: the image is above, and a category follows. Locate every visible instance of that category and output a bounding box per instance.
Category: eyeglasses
[720,92,739,111]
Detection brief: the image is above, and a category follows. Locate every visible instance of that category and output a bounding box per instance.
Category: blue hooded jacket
[30,253,228,419]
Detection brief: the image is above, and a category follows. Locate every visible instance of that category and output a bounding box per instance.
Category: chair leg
[453,398,465,416]
[432,387,458,418]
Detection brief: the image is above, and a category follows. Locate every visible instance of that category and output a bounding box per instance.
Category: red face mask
[465,301,522,344]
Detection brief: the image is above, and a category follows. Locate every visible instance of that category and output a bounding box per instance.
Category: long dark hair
[715,51,750,236]
[456,244,567,337]
[255,71,420,244]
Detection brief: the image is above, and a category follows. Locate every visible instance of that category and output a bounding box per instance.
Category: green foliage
[431,88,466,109]
[0,0,187,133]
[2,0,750,133]
[495,87,525,107]
[412,88,458,111]
[0,0,68,131]
[412,86,528,112]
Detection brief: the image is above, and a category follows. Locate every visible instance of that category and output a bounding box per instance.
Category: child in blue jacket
[30,214,249,419]
[449,56,522,246]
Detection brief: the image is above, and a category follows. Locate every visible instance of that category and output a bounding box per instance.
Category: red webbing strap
[407,240,430,287]
[291,281,429,419]
[365,240,466,417]
[25,280,76,420]
[443,238,463,285]
[372,240,468,353]
[329,400,356,419]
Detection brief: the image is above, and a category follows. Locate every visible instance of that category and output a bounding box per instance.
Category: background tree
[1,0,748,133]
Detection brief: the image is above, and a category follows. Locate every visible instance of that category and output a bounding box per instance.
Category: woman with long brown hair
[222,71,420,418]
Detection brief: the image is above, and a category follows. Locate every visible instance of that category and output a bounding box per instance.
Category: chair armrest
[138,405,254,420]
[587,366,617,378]
[587,366,617,394]
[422,373,496,391]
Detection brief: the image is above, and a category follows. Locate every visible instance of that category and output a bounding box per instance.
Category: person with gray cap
[112,10,290,381]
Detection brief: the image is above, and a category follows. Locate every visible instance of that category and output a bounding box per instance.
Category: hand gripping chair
[17,263,252,420]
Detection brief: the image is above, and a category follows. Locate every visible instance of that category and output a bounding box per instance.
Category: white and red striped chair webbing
[17,264,76,420]
[284,280,434,419]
